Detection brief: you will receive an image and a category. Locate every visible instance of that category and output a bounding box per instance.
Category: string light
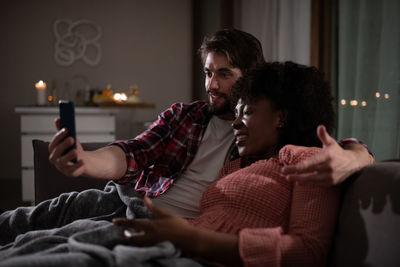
[340,89,391,109]
[350,100,358,106]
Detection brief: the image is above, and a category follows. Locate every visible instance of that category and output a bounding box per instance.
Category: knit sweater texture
[189,145,341,267]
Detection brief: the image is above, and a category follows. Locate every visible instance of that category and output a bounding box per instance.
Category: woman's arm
[236,145,341,267]
[237,183,341,267]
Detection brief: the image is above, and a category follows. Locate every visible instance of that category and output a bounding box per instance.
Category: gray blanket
[0,182,203,267]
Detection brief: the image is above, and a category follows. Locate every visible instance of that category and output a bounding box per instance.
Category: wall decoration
[54,19,102,67]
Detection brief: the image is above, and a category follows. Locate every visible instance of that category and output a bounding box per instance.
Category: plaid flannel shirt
[112,100,239,196]
[338,138,374,157]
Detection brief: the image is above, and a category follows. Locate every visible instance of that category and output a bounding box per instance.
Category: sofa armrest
[32,139,110,204]
[329,160,400,266]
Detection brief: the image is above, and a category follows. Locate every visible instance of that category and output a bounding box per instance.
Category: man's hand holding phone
[59,100,77,163]
[48,100,128,180]
[48,101,86,177]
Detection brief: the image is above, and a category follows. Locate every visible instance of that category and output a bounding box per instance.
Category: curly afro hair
[231,61,335,148]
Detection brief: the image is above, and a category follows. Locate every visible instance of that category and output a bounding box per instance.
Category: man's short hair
[199,29,265,74]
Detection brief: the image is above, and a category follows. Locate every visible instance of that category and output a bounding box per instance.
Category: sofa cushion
[329,161,400,267]
[33,139,110,204]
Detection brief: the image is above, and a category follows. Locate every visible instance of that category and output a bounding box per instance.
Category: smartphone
[59,100,77,163]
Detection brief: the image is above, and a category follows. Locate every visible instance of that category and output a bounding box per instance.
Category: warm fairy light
[376,92,381,98]
[341,99,346,105]
[384,93,389,99]
[350,100,358,106]
[48,95,53,101]
[361,101,367,106]
[113,92,128,102]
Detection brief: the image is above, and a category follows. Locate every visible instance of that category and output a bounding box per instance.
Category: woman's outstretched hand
[113,196,196,248]
[282,125,374,187]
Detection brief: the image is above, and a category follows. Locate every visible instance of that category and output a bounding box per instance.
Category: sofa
[32,139,400,266]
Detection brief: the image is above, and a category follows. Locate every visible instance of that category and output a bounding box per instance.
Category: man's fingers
[286,171,319,183]
[55,117,61,131]
[49,137,75,164]
[317,125,336,147]
[61,148,79,163]
[59,160,85,176]
[282,126,346,188]
[282,155,326,174]
[48,128,68,153]
[49,140,82,176]
[287,172,335,187]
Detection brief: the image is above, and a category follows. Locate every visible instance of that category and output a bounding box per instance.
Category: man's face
[204,52,242,120]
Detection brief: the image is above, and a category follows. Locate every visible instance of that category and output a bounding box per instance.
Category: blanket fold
[0,182,202,267]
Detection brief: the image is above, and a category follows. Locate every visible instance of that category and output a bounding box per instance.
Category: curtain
[337,0,400,161]
[238,0,311,65]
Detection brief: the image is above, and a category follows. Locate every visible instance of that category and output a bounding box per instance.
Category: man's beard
[207,90,234,116]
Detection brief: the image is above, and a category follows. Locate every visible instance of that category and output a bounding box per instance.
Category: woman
[114,62,340,267]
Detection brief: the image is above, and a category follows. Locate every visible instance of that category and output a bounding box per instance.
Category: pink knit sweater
[189,145,341,267]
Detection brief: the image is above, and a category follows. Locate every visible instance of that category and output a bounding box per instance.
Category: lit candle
[35,80,47,105]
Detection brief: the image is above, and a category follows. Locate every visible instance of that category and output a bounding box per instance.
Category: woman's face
[233,98,283,158]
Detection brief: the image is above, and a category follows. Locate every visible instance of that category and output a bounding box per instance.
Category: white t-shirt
[152,115,235,218]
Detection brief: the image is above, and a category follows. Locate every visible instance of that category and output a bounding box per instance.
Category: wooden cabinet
[15,106,118,204]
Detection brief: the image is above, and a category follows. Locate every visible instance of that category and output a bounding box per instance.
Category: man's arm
[282,125,374,187]
[48,118,127,179]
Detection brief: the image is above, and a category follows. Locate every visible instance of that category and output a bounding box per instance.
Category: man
[49,29,373,218]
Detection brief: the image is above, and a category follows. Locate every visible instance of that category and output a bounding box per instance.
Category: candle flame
[35,80,47,89]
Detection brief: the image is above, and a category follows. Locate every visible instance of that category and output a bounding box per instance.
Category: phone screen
[59,100,77,163]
